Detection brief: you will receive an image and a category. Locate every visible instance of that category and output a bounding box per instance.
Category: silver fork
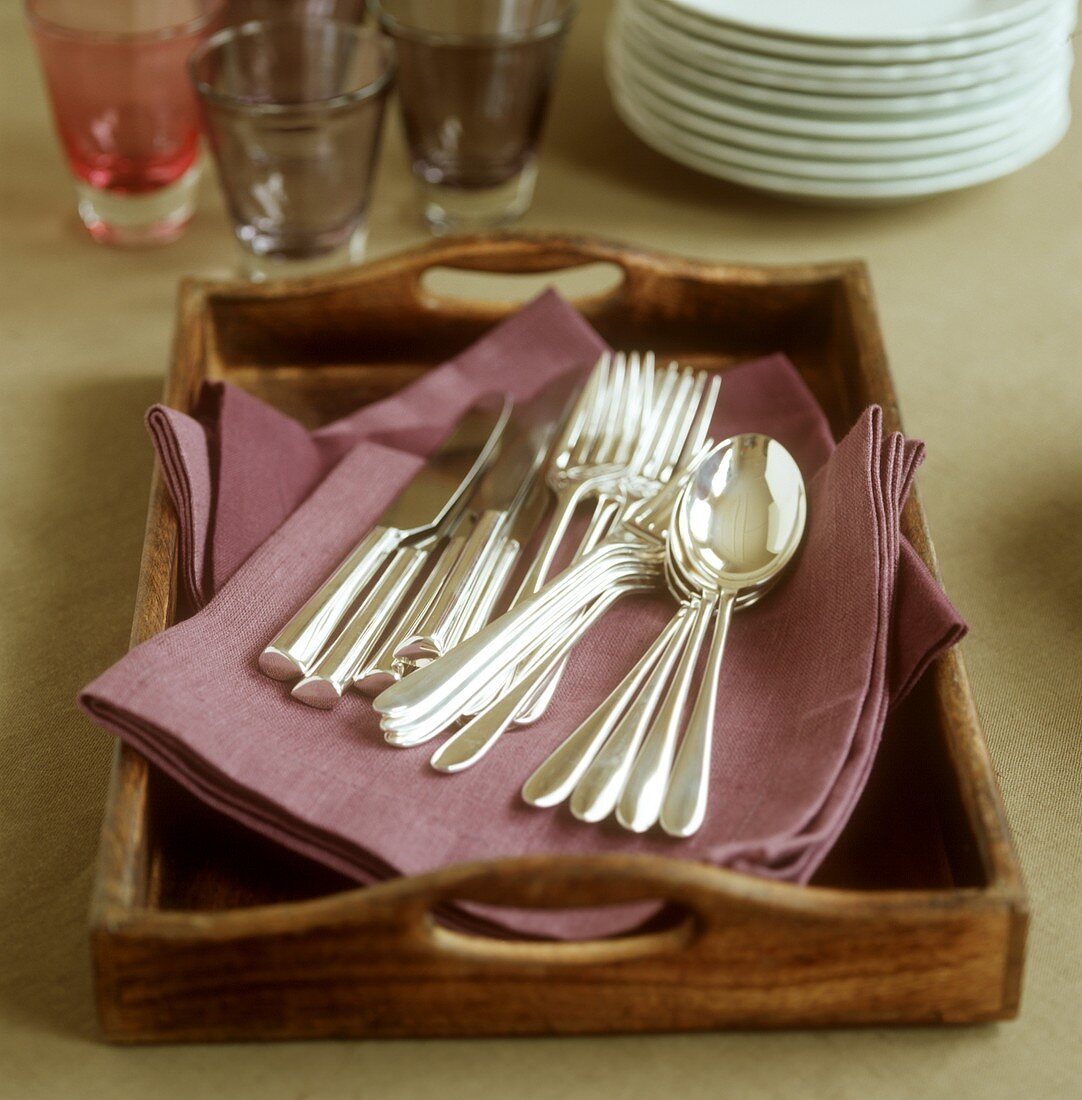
[513,367,719,724]
[506,350,647,610]
[416,449,712,769]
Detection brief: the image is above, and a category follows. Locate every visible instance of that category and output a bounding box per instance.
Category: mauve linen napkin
[147,290,607,610]
[81,292,965,939]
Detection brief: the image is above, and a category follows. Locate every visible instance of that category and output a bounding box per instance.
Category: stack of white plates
[605,0,1075,203]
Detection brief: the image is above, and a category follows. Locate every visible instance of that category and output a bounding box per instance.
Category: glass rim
[25,0,224,44]
[189,19,396,115]
[368,0,578,47]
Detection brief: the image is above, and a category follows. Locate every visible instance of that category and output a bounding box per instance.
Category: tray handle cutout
[385,856,726,966]
[397,235,659,313]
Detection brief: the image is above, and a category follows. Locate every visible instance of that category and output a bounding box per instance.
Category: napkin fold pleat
[82,292,966,940]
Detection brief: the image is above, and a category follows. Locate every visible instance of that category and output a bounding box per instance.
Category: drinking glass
[223,0,365,23]
[370,0,578,233]
[190,20,393,279]
[26,0,221,246]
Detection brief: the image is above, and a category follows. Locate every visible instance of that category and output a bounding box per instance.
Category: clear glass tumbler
[222,0,365,24]
[26,0,221,246]
[190,20,394,279]
[371,0,578,233]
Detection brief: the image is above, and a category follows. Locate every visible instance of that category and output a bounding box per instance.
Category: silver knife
[397,375,581,662]
[259,394,512,681]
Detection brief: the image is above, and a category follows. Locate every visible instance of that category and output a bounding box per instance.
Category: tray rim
[88,231,1027,1035]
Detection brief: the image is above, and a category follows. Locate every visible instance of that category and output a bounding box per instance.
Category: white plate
[619,10,1058,114]
[612,26,1072,139]
[611,37,1066,165]
[663,0,1055,44]
[611,76,1070,202]
[612,62,1061,180]
[627,0,1073,84]
[622,2,1071,95]
[635,0,1072,63]
[611,48,1060,159]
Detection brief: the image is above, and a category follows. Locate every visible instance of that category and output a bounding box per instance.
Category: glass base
[75,162,200,247]
[237,224,368,281]
[417,162,537,235]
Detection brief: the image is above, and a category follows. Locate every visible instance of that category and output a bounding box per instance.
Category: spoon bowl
[646,434,806,837]
[674,433,806,598]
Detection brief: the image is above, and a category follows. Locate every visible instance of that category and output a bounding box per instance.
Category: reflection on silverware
[259,395,511,682]
[371,371,716,748]
[658,434,806,836]
[524,434,806,837]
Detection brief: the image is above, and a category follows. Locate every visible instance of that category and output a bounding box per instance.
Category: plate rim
[629,0,1072,63]
[655,0,1058,46]
[610,69,1070,198]
[617,12,1061,115]
[618,3,1070,94]
[611,63,1062,181]
[609,28,1072,140]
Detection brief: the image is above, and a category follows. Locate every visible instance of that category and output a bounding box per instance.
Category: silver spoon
[652,433,806,838]
[521,437,774,815]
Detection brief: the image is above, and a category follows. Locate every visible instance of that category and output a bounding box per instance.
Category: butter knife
[396,376,580,662]
[259,395,512,681]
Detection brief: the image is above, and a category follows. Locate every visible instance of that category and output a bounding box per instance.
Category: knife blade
[396,375,581,661]
[259,394,512,681]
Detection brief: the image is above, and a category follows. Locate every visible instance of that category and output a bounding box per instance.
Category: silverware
[351,523,472,697]
[657,434,806,837]
[259,395,511,682]
[525,434,806,837]
[505,351,647,611]
[375,442,700,745]
[567,606,698,822]
[519,611,686,807]
[396,376,578,663]
[428,577,656,772]
[513,366,720,725]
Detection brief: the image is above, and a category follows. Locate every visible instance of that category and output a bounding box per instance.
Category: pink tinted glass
[27,0,222,242]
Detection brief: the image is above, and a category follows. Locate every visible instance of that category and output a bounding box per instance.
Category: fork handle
[511,490,624,725]
[509,482,588,605]
[377,547,657,739]
[428,584,635,772]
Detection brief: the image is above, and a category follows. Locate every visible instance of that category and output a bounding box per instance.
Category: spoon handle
[661,592,736,838]
[569,607,697,823]
[428,584,633,773]
[616,596,716,833]
[521,610,685,808]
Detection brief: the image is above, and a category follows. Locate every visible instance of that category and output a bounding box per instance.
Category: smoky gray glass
[190,19,393,278]
[370,0,577,233]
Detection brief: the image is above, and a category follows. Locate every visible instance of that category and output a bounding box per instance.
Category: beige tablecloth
[2,2,1079,1096]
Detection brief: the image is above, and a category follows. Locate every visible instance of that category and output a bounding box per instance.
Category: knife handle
[396,509,506,661]
[258,525,400,681]
[351,532,469,697]
[290,545,432,709]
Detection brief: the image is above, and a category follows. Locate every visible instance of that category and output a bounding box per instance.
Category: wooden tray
[91,233,1026,1042]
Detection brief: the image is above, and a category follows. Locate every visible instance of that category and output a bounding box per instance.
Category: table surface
[2,2,1080,1097]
